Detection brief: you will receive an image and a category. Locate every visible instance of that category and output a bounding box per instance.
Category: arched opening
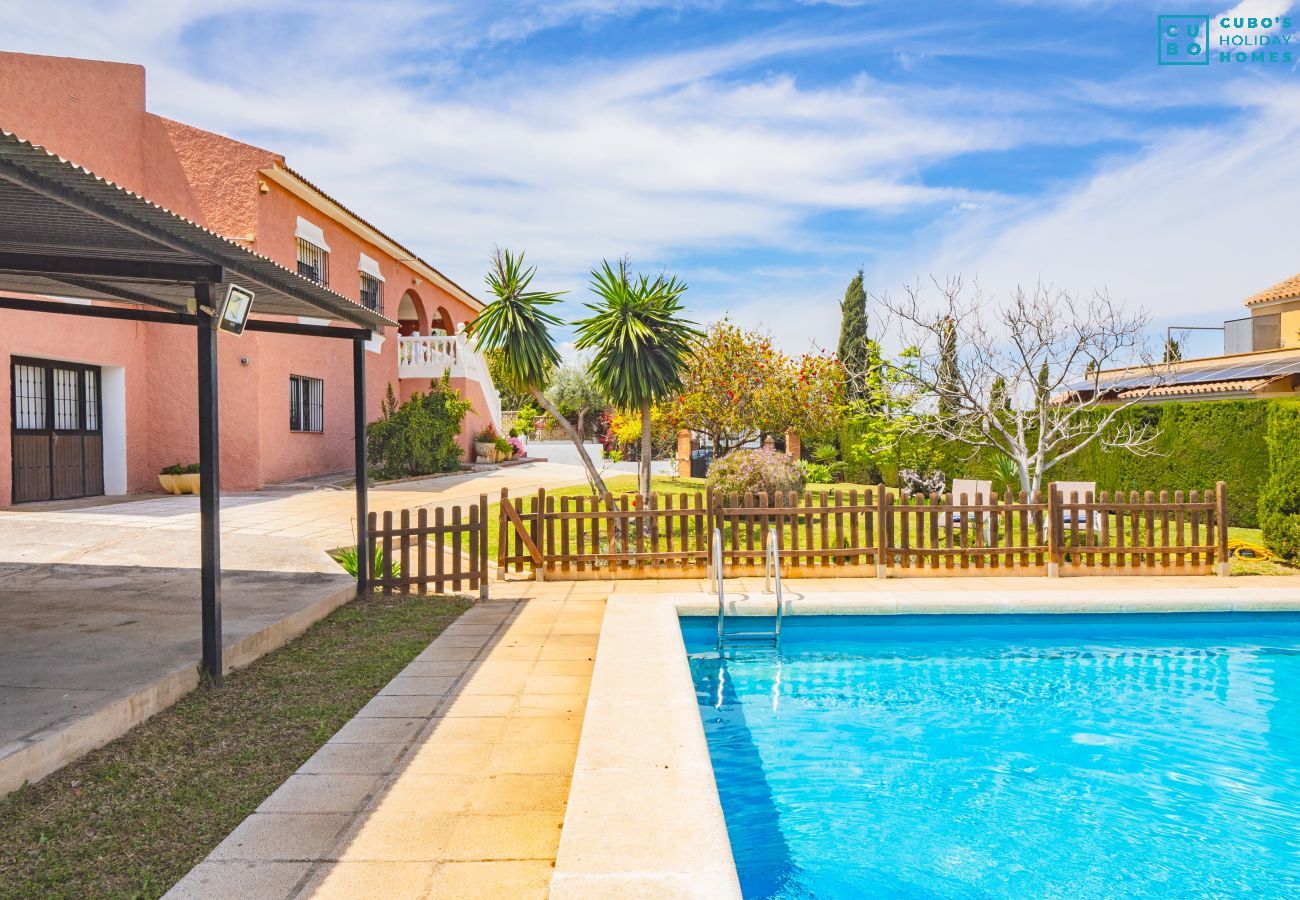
[396,289,427,336]
[433,305,456,336]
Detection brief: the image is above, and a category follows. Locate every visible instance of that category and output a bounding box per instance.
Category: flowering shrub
[506,435,526,457]
[900,468,946,496]
[707,449,804,497]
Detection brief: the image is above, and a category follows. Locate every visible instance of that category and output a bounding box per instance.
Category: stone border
[554,584,1300,896]
[551,595,743,898]
[0,582,355,797]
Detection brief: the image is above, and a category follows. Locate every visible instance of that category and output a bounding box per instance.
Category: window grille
[296,238,329,287]
[289,375,324,432]
[360,272,383,312]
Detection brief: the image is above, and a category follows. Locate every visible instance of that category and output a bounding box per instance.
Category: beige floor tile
[438,693,518,718]
[329,716,426,745]
[300,741,406,775]
[372,773,481,814]
[401,658,475,677]
[209,812,350,861]
[356,694,445,719]
[523,674,590,695]
[530,659,594,676]
[405,741,496,776]
[501,715,585,743]
[443,813,565,861]
[515,694,588,717]
[537,645,598,661]
[471,773,572,813]
[334,810,455,861]
[424,716,508,743]
[303,860,435,899]
[489,741,580,775]
[257,774,380,814]
[379,675,458,696]
[166,860,312,900]
[425,860,553,899]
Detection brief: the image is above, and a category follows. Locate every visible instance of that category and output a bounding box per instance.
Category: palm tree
[465,248,610,495]
[575,259,699,498]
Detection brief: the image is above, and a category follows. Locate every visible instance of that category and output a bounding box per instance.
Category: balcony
[1224,313,1280,355]
[397,333,501,430]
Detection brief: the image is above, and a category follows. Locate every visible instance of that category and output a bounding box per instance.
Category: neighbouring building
[0,52,500,506]
[1073,273,1300,404]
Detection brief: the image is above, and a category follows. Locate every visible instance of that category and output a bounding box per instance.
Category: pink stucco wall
[0,52,486,505]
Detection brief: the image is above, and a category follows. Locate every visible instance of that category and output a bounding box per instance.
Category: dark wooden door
[10,357,103,503]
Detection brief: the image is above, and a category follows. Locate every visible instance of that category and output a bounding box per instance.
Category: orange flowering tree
[667,319,844,456]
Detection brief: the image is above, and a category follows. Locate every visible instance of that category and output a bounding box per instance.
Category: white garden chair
[1055,481,1103,530]
[949,478,993,544]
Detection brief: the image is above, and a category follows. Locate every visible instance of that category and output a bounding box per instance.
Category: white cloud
[885,82,1300,345]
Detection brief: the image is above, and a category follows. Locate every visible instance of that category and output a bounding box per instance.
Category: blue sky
[4,0,1299,355]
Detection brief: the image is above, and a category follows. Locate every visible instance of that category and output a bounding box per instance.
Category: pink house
[0,52,499,506]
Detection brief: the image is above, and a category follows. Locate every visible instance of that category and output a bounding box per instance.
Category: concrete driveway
[0,461,592,795]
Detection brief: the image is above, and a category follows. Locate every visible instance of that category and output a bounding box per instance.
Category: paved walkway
[0,462,595,796]
[168,592,604,900]
[3,462,590,554]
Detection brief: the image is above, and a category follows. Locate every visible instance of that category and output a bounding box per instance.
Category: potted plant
[159,463,201,495]
[506,435,526,459]
[473,424,499,464]
[493,435,513,462]
[179,463,201,494]
[159,464,182,495]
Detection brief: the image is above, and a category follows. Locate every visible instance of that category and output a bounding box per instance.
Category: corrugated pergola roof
[0,129,395,329]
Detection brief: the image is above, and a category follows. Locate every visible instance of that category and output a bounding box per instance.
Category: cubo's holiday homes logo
[1158,15,1208,64]
[1159,13,1296,65]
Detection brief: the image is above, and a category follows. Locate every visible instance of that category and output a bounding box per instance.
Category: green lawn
[0,593,470,899]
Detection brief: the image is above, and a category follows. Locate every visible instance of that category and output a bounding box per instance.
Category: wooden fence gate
[367,494,489,599]
[497,483,1230,580]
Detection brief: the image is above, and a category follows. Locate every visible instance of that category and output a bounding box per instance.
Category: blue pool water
[683,614,1300,899]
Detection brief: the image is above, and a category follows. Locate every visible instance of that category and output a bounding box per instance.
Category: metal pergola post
[353,336,370,597]
[195,282,223,685]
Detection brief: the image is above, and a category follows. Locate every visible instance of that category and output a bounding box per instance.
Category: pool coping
[552,584,1300,897]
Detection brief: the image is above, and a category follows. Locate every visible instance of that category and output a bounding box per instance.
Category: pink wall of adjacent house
[0,52,487,506]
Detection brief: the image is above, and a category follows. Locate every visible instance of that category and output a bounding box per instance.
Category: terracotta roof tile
[1245,273,1300,306]
[1115,376,1283,399]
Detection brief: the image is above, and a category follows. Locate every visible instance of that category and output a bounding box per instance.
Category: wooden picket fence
[367,494,489,598]
[498,483,1230,580]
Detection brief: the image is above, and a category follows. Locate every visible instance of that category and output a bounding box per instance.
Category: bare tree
[874,277,1172,495]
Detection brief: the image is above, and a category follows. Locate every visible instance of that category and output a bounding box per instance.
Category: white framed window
[289,375,324,433]
[294,217,331,287]
[359,272,383,312]
[358,253,385,312]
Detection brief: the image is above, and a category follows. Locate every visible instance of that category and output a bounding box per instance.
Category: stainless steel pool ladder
[713,525,783,650]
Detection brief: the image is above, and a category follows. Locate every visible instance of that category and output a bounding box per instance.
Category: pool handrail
[713,527,725,648]
[764,525,784,644]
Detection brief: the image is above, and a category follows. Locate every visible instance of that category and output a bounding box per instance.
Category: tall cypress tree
[936,316,960,417]
[838,268,870,401]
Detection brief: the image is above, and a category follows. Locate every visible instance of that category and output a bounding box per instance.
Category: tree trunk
[531,389,609,496]
[639,400,653,499]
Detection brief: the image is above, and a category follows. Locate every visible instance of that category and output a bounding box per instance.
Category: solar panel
[1067,352,1300,393]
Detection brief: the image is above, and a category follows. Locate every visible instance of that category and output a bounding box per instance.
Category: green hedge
[1260,400,1300,559]
[844,400,1273,528]
[1048,401,1270,528]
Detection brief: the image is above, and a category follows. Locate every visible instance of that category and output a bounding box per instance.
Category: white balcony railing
[397,333,502,431]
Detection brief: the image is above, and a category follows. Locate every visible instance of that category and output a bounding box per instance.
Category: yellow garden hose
[1227,538,1274,561]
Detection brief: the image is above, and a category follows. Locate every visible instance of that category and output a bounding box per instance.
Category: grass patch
[0,593,471,899]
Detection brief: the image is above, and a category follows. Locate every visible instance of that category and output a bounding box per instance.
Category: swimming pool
[683,613,1300,898]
